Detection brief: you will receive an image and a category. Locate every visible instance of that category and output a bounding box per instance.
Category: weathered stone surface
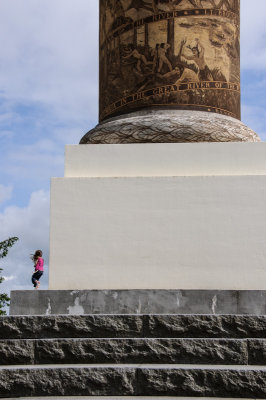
[1,337,259,366]
[0,340,34,366]
[0,367,265,398]
[10,289,266,316]
[0,312,265,398]
[137,368,266,398]
[0,315,143,340]
[5,337,266,367]
[0,367,136,398]
[147,315,266,339]
[1,314,266,340]
[248,339,266,365]
[80,111,260,145]
[34,338,248,366]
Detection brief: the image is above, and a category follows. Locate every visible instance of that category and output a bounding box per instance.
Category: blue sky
[0,0,266,297]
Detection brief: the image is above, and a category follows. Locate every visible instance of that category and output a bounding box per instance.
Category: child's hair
[31,250,43,262]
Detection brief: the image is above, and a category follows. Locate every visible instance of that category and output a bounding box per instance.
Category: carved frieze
[99,0,240,121]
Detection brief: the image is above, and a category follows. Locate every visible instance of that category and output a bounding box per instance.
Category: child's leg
[32,272,38,287]
[36,271,43,288]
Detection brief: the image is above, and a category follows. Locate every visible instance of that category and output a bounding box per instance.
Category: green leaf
[0,237,19,313]
[0,237,19,259]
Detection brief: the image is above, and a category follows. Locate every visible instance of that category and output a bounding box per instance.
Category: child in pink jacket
[31,250,44,289]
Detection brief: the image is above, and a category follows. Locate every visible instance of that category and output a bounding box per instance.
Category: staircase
[0,314,265,398]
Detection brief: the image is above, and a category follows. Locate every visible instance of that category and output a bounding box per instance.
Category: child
[31,250,44,289]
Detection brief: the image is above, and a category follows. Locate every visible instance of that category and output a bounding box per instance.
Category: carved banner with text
[99,0,240,121]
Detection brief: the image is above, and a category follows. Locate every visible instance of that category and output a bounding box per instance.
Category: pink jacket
[35,257,44,271]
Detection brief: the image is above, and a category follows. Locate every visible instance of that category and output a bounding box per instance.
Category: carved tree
[167,18,175,61]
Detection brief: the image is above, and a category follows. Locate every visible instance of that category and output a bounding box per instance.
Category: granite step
[1,314,266,340]
[7,398,265,400]
[1,338,265,366]
[0,365,265,398]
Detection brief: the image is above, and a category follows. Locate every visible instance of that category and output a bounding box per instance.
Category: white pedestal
[49,143,266,290]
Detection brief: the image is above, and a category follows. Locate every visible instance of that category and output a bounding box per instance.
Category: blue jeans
[32,270,43,287]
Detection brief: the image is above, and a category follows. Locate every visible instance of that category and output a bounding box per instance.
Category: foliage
[0,237,19,315]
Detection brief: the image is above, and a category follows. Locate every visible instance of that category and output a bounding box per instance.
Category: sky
[0,0,266,302]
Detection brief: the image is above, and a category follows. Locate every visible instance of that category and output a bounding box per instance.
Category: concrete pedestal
[9,289,266,316]
[49,142,266,290]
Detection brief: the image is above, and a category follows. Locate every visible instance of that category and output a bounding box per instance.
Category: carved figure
[158,43,173,73]
[179,38,213,81]
[151,44,160,72]
[123,45,153,72]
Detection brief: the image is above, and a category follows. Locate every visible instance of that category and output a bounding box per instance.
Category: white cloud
[241,0,266,70]
[0,0,99,124]
[0,184,13,205]
[0,1,98,201]
[3,275,15,282]
[5,139,64,181]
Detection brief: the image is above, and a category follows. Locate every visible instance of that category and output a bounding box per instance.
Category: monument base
[49,142,266,291]
[9,289,266,316]
[80,110,260,144]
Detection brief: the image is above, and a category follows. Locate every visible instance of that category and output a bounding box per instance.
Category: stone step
[1,314,266,340]
[0,365,265,398]
[7,398,264,400]
[1,338,265,366]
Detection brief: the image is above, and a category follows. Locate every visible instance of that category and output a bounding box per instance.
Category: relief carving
[99,0,240,121]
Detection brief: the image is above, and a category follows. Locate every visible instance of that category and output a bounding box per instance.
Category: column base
[80,110,260,144]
